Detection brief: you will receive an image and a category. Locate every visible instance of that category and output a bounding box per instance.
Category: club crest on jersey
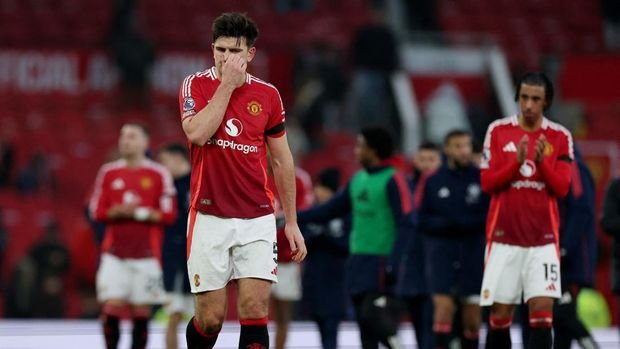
[543,143,554,156]
[519,160,536,177]
[194,274,201,287]
[140,177,153,189]
[247,101,263,116]
[183,97,196,111]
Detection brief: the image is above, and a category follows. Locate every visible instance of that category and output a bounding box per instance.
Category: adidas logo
[502,142,517,152]
[545,283,557,292]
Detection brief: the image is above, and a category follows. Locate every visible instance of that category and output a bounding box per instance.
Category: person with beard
[416,130,488,349]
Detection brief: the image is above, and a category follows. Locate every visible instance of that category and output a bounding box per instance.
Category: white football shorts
[96,253,166,304]
[164,272,195,315]
[271,262,302,301]
[480,242,561,306]
[187,210,278,293]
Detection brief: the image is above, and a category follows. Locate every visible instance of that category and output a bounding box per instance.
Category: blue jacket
[559,148,597,287]
[417,163,488,238]
[301,216,350,318]
[395,175,426,297]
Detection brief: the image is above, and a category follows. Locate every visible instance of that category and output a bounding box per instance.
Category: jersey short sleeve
[179,73,208,121]
[265,88,286,138]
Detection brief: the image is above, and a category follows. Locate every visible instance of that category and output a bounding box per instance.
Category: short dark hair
[212,12,259,47]
[159,142,189,160]
[360,127,394,160]
[443,129,471,146]
[124,122,150,138]
[316,167,340,193]
[514,71,554,110]
[418,141,439,152]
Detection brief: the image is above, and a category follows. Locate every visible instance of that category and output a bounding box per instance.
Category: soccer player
[520,146,600,349]
[89,123,177,349]
[417,130,488,349]
[298,127,412,349]
[267,165,314,349]
[179,12,306,349]
[479,72,574,349]
[157,143,192,349]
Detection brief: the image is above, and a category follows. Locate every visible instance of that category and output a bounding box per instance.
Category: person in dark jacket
[299,127,413,349]
[396,141,442,349]
[601,162,620,341]
[158,143,192,349]
[417,130,488,349]
[301,167,350,349]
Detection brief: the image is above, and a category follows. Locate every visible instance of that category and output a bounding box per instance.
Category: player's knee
[529,310,553,328]
[238,295,269,319]
[489,314,512,330]
[528,297,554,312]
[194,312,224,334]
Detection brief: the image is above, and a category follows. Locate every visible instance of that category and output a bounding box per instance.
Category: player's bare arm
[267,135,307,263]
[182,54,247,145]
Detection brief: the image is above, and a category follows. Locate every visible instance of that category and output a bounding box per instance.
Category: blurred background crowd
[0,0,619,333]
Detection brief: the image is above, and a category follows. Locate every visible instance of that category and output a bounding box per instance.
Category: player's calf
[186,316,220,349]
[485,315,512,349]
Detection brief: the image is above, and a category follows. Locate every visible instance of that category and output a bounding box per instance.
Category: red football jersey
[179,67,286,218]
[268,167,314,263]
[480,116,574,247]
[89,159,177,259]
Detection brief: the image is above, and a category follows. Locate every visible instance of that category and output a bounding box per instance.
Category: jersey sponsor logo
[183,97,195,111]
[224,118,243,137]
[247,101,263,116]
[206,138,258,154]
[502,141,517,152]
[111,178,125,190]
[122,190,140,205]
[519,159,536,177]
[511,180,546,191]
